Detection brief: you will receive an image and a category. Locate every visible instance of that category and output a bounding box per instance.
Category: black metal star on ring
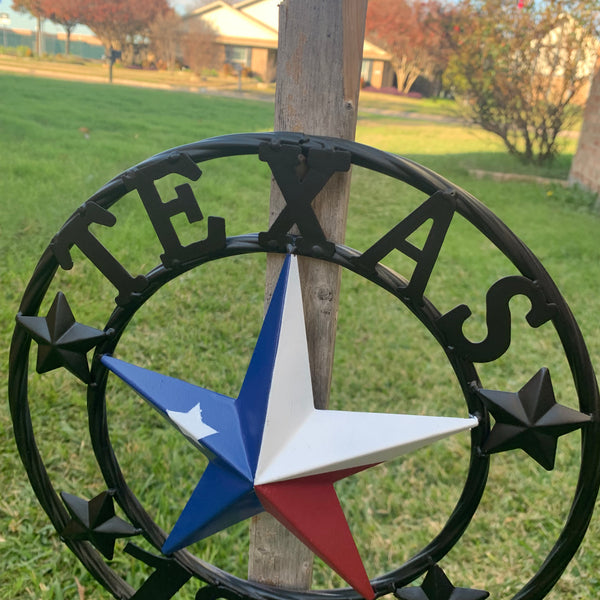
[477,368,592,470]
[395,565,489,600]
[60,490,140,559]
[16,291,108,383]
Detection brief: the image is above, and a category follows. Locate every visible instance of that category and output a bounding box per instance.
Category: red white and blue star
[102,255,478,599]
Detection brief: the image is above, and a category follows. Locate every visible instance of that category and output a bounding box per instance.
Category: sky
[0,1,188,36]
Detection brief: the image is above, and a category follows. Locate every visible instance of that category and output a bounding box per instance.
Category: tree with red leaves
[365,0,449,94]
[39,0,84,54]
[12,0,45,54]
[80,0,170,63]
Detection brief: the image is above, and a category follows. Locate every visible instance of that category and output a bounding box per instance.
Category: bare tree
[149,10,182,69]
[181,17,220,75]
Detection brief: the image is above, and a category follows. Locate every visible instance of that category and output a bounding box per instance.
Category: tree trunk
[248,0,367,591]
[404,71,420,94]
[569,66,600,196]
[36,15,41,56]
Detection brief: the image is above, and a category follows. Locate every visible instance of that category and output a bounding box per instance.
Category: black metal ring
[9,132,600,600]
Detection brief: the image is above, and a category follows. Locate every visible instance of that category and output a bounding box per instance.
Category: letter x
[258,141,351,246]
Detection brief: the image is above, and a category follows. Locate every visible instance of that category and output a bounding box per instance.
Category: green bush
[546,183,598,212]
[200,67,219,77]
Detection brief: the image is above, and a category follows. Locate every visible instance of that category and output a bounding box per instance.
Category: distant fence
[0,29,104,60]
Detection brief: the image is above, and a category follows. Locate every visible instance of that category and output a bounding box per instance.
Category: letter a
[356,190,455,302]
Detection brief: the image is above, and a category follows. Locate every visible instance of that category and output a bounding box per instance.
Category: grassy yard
[0,55,458,117]
[2,73,600,600]
[0,54,278,97]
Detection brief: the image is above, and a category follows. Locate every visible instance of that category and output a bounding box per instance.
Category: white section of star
[167,404,218,442]
[253,255,479,486]
[255,410,479,484]
[253,255,315,480]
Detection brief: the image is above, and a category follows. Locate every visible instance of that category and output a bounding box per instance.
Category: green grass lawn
[2,73,600,600]
[357,90,458,118]
[0,53,278,97]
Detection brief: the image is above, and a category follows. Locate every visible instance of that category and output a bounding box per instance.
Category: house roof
[188,0,391,60]
[233,0,280,31]
[189,0,278,48]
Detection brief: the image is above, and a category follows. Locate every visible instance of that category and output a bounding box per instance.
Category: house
[186,0,393,87]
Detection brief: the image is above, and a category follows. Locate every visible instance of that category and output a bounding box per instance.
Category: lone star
[167,404,218,441]
[477,368,591,470]
[102,255,478,599]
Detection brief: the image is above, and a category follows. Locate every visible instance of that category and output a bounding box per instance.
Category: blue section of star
[101,255,293,555]
[163,463,262,554]
[100,357,252,480]
[236,254,290,475]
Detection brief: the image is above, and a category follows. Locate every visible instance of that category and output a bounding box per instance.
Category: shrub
[16,45,33,57]
[181,18,220,77]
[445,0,599,164]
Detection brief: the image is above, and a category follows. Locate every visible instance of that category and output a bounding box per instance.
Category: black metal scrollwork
[125,544,192,600]
[195,584,245,600]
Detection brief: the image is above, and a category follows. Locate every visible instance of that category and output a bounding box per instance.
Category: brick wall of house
[569,69,600,194]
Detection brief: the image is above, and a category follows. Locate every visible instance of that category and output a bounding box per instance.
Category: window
[361,60,373,84]
[225,46,251,69]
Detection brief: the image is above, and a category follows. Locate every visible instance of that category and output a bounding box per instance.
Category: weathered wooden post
[248,0,368,590]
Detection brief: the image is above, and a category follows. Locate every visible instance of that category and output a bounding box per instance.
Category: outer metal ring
[9,132,600,600]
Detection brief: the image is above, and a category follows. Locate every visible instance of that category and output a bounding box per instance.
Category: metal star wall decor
[102,255,477,599]
[395,565,489,600]
[60,490,140,559]
[477,369,591,470]
[16,291,108,382]
[9,132,600,600]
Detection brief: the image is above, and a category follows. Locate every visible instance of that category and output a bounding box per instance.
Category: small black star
[477,368,591,470]
[17,291,107,383]
[60,490,140,559]
[395,565,489,600]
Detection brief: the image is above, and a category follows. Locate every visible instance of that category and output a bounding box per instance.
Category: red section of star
[255,464,379,600]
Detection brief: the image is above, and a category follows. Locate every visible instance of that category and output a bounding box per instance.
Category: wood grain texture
[248,0,367,590]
